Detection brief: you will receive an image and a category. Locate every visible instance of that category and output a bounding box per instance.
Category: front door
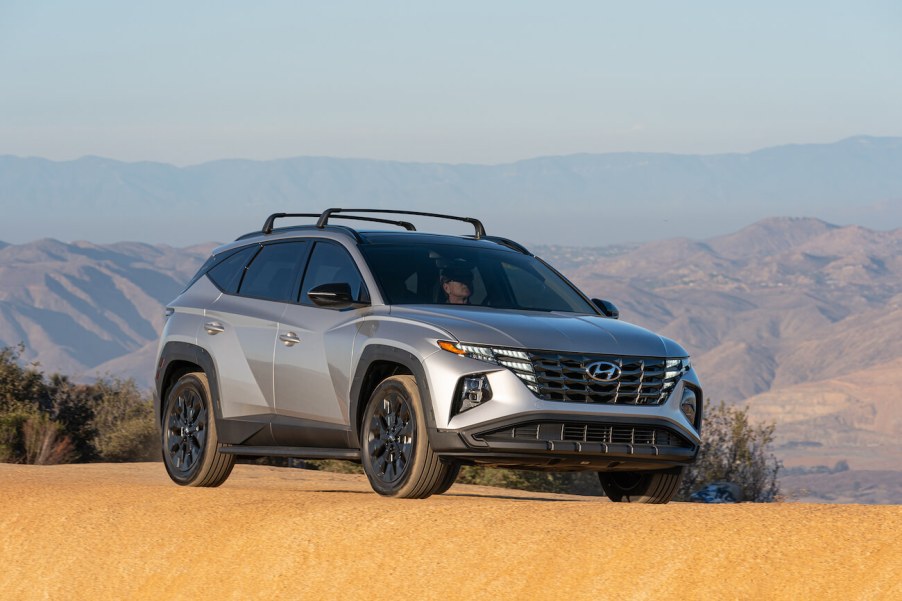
[273,240,369,447]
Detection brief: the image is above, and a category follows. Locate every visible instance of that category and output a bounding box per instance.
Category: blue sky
[1,0,900,164]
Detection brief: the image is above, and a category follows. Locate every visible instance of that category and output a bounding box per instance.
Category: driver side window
[299,242,367,305]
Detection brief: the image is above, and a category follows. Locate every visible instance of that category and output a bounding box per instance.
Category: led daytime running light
[437,341,539,393]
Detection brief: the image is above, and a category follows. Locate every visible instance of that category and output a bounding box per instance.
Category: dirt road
[1,463,900,600]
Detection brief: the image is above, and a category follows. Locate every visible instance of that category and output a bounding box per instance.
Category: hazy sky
[1,0,901,165]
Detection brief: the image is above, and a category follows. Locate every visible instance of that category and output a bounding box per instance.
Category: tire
[162,372,235,487]
[598,467,684,504]
[429,460,461,495]
[360,375,453,498]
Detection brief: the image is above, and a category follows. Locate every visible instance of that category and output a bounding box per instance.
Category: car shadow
[445,492,601,503]
[305,488,602,503]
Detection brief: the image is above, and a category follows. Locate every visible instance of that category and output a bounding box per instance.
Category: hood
[388,305,688,357]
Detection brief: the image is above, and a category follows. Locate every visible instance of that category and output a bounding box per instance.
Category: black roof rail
[262,212,416,234]
[237,223,365,243]
[316,208,486,239]
[483,235,531,255]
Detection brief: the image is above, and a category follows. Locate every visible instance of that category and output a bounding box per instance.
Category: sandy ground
[1,463,900,601]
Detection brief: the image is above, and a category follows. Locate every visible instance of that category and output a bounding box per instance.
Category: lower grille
[476,421,693,449]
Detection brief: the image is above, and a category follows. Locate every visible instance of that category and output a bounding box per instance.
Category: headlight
[665,357,691,379]
[438,340,539,393]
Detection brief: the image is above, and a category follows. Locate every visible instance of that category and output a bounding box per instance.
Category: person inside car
[440,266,472,304]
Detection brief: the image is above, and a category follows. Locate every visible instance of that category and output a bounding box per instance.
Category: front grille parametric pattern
[524,352,689,405]
[478,422,693,449]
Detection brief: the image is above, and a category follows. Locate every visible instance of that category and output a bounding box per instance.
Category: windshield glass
[360,243,596,313]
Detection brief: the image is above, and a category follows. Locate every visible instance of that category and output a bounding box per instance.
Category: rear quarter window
[207,245,259,294]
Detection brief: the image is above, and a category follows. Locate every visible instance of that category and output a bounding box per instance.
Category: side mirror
[592,298,620,319]
[308,282,357,309]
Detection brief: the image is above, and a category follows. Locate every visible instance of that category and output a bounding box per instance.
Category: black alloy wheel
[166,385,207,474]
[161,372,235,487]
[360,375,455,498]
[367,390,415,485]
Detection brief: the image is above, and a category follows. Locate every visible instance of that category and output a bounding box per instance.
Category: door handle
[204,321,225,335]
[279,332,301,346]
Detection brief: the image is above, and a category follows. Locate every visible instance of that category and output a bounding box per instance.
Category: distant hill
[1,217,900,488]
[0,240,214,382]
[2,136,901,246]
[540,217,902,474]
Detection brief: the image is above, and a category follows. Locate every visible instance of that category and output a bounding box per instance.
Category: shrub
[455,467,602,496]
[96,416,158,462]
[0,344,49,412]
[678,401,782,502]
[0,403,36,463]
[47,374,100,461]
[90,376,158,462]
[22,413,76,465]
[0,345,159,464]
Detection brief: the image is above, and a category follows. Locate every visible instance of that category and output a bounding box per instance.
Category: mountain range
[1,217,900,491]
[2,136,902,246]
[547,218,902,476]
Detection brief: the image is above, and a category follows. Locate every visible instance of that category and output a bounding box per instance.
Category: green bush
[455,466,602,495]
[0,345,48,413]
[22,413,76,465]
[86,376,159,462]
[95,415,158,462]
[0,345,159,464]
[47,375,100,461]
[678,401,782,502]
[0,403,37,463]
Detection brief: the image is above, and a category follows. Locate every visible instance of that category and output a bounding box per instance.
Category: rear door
[204,241,309,419]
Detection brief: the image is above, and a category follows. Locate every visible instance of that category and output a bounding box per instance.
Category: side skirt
[218,446,361,461]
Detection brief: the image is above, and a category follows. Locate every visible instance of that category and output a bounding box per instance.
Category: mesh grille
[478,422,692,449]
[526,352,684,405]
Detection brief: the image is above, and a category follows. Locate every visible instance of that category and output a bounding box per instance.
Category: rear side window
[238,241,309,302]
[207,245,259,294]
[300,242,367,305]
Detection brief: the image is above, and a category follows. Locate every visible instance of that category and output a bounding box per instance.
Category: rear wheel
[598,467,684,504]
[360,375,453,498]
[162,372,235,487]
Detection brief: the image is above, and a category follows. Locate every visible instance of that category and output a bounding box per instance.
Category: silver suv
[154,209,702,503]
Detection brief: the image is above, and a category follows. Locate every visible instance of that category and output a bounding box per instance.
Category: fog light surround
[680,387,697,425]
[455,374,493,415]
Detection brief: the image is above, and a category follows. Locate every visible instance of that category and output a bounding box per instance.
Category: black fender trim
[155,341,271,445]
[155,341,220,422]
[348,345,437,447]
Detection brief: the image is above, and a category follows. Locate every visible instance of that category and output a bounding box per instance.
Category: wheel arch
[155,342,221,424]
[349,345,436,447]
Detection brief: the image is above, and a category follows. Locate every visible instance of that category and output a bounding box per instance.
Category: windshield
[360,243,596,313]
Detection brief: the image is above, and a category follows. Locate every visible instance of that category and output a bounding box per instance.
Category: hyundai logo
[585,361,621,382]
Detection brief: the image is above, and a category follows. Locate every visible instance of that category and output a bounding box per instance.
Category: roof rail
[262,213,416,234]
[316,208,486,239]
[483,235,531,255]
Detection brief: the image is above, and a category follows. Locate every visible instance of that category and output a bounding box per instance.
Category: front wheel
[162,372,235,487]
[360,375,454,498]
[598,467,684,504]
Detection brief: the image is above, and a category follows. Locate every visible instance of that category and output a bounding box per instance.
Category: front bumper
[423,349,702,471]
[429,412,697,471]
